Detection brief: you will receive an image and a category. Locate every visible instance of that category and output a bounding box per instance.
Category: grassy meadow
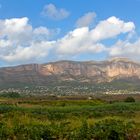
[0,95,140,139]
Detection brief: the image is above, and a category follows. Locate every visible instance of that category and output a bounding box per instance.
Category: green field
[0,96,140,140]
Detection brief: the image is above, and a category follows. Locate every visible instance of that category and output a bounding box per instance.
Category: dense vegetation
[0,96,140,139]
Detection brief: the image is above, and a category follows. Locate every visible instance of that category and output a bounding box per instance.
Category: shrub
[89,119,138,140]
[78,120,89,139]
[124,97,135,102]
[14,124,51,140]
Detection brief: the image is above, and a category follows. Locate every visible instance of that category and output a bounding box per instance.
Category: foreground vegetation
[0,95,140,139]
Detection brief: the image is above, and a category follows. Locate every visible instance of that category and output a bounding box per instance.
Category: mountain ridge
[0,58,140,87]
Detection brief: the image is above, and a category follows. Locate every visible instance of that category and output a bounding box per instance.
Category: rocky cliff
[0,58,140,86]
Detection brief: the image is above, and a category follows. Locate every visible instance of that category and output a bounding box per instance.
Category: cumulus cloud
[56,17,135,56]
[76,12,96,27]
[0,17,58,64]
[56,27,106,56]
[0,16,138,65]
[0,41,56,63]
[108,39,140,60]
[41,3,70,20]
[91,16,135,42]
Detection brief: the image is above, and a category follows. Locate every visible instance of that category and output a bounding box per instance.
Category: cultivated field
[0,95,140,140]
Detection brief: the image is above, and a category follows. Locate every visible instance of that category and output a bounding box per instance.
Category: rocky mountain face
[0,58,140,86]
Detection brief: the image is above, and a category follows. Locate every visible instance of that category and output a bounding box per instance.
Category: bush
[78,120,89,139]
[0,122,52,140]
[124,97,135,102]
[72,119,139,140]
[89,119,138,140]
[14,124,51,140]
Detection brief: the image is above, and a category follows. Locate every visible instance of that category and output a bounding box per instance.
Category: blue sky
[0,0,140,66]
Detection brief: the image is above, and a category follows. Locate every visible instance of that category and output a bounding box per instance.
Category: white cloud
[0,17,58,64]
[76,12,96,27]
[91,16,135,42]
[41,3,70,20]
[109,39,140,60]
[56,17,135,56]
[56,27,106,56]
[0,16,138,65]
[0,17,32,45]
[0,41,56,63]
[34,27,51,35]
[33,26,60,41]
[0,40,11,48]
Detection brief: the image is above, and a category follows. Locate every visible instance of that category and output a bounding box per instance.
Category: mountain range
[0,58,140,89]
